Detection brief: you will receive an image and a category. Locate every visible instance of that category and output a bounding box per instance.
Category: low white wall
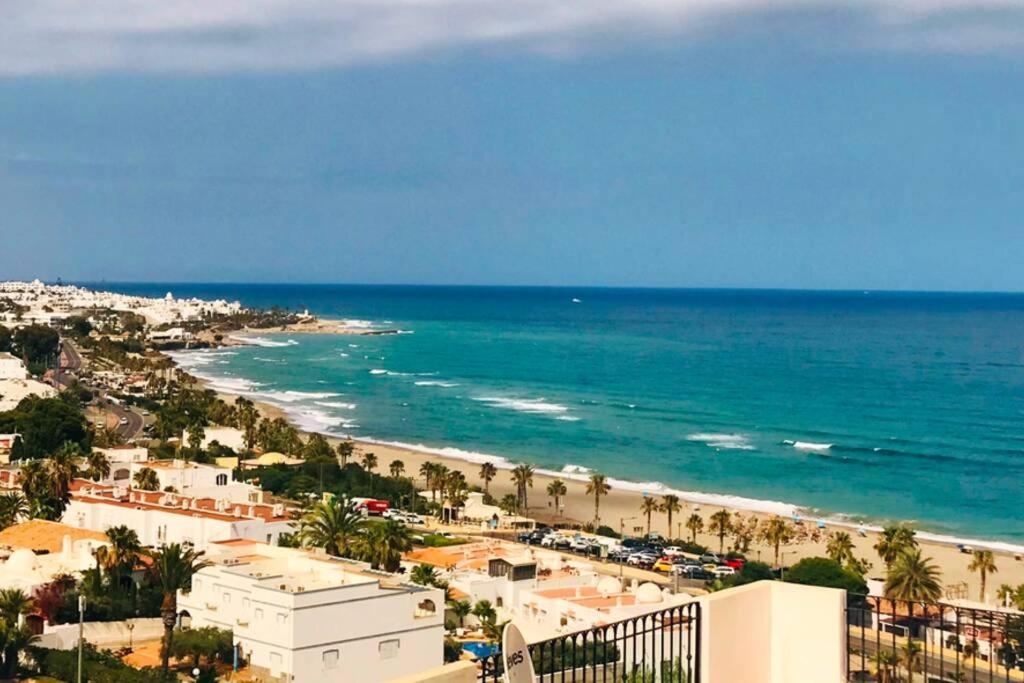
[36,617,163,651]
[699,581,846,683]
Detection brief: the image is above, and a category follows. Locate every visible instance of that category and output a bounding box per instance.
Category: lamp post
[77,595,85,683]
[619,516,638,580]
[127,622,135,652]
[780,551,794,580]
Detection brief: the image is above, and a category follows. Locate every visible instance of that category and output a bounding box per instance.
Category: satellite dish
[502,622,537,683]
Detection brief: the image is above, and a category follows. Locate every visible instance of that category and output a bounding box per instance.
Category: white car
[403,513,424,525]
[712,566,736,577]
[540,535,558,548]
[663,546,684,556]
[382,509,403,520]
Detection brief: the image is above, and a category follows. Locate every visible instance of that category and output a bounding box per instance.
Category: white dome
[597,577,622,596]
[7,548,37,572]
[635,582,663,604]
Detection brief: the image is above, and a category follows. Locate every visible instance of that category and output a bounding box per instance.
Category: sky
[2,1,1024,290]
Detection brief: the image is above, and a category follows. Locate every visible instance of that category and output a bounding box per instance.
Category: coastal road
[60,339,82,372]
[108,401,145,440]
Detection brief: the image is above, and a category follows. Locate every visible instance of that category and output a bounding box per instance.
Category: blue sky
[2,1,1024,290]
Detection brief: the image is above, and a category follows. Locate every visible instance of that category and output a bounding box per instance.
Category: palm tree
[0,493,27,530]
[962,639,980,670]
[358,519,411,572]
[640,498,659,535]
[389,459,405,478]
[449,599,472,628]
[499,494,519,515]
[511,464,534,511]
[133,467,160,491]
[586,474,610,525]
[298,496,366,557]
[479,462,497,495]
[336,440,355,467]
[900,639,922,682]
[884,548,942,602]
[84,450,111,482]
[0,588,35,678]
[967,550,997,602]
[146,543,211,674]
[685,513,704,544]
[996,583,1016,608]
[874,649,898,683]
[826,531,856,567]
[875,524,917,569]
[661,495,682,537]
[234,397,260,449]
[546,479,567,515]
[708,510,733,555]
[472,599,497,625]
[760,517,794,567]
[48,442,80,501]
[100,525,141,589]
[410,564,439,587]
[361,452,378,474]
[420,462,438,501]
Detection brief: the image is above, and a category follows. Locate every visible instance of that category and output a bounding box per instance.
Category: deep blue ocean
[90,284,1024,544]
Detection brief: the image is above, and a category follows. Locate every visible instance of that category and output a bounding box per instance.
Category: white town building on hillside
[63,480,294,549]
[0,520,109,594]
[0,353,28,380]
[105,459,266,505]
[0,378,58,412]
[180,540,445,683]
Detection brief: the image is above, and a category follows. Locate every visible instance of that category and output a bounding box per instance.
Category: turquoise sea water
[93,284,1024,545]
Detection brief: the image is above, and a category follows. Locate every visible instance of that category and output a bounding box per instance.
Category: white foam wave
[257,390,341,403]
[339,319,377,329]
[339,353,350,358]
[229,335,299,348]
[205,376,265,394]
[687,433,755,451]
[253,356,286,363]
[783,440,832,451]
[369,369,388,375]
[555,415,581,422]
[472,396,570,416]
[560,464,592,474]
[414,380,460,388]
[315,401,358,410]
[370,369,414,377]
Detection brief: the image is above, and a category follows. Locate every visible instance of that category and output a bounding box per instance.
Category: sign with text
[501,622,537,683]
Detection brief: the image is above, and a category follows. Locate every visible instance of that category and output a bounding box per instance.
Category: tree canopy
[784,557,868,594]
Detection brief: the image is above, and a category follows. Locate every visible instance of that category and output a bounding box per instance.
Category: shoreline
[170,347,1024,599]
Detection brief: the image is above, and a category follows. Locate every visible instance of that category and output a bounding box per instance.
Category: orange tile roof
[0,520,107,553]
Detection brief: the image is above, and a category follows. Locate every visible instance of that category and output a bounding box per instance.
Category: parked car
[712,566,737,577]
[673,565,715,580]
[402,512,424,525]
[699,553,721,565]
[627,552,657,568]
[663,546,684,556]
[724,557,746,570]
[652,557,676,573]
[552,537,572,550]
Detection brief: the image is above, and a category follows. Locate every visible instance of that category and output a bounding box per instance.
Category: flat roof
[0,519,107,553]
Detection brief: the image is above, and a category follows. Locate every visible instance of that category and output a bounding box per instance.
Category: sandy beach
[211,384,1024,604]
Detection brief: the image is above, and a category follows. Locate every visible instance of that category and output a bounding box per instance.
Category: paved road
[107,400,145,440]
[60,339,82,372]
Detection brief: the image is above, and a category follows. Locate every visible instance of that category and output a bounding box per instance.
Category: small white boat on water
[571,298,582,303]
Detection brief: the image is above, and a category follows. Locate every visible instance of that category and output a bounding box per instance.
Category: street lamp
[780,551,795,580]
[619,516,638,580]
[127,622,135,652]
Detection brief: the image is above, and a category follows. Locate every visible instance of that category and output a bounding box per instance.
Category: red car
[724,558,746,570]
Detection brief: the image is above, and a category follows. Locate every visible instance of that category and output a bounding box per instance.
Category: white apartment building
[0,520,109,594]
[0,353,28,380]
[63,481,294,549]
[0,378,58,411]
[180,540,445,683]
[106,459,265,504]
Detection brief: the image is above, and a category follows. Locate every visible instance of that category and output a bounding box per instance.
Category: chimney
[61,534,72,557]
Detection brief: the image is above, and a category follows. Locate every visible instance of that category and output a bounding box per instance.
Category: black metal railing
[477,602,701,682]
[846,594,1024,682]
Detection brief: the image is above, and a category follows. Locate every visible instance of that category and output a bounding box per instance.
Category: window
[255,608,264,620]
[379,640,400,660]
[496,597,504,608]
[276,612,286,624]
[322,650,339,669]
[223,592,231,604]
[270,652,282,673]
[242,598,250,609]
[216,474,228,486]
[414,599,437,618]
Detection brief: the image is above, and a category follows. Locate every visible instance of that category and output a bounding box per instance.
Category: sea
[88,283,1024,547]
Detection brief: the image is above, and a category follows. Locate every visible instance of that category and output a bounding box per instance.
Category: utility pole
[619,516,637,581]
[77,595,85,683]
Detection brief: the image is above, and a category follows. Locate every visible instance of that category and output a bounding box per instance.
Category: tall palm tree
[640,498,659,535]
[826,531,856,566]
[875,524,918,569]
[48,442,80,501]
[499,494,519,515]
[298,496,366,557]
[586,474,610,525]
[361,452,378,474]
[760,517,794,567]
[234,397,259,450]
[146,543,211,674]
[511,464,534,511]
[19,459,55,519]
[685,513,704,544]
[472,599,497,625]
[336,440,355,467]
[133,467,160,491]
[389,459,405,478]
[996,583,1017,608]
[357,519,411,572]
[0,588,33,624]
[708,510,733,555]
[0,493,27,530]
[419,462,438,501]
[99,525,141,589]
[449,599,472,628]
[479,462,497,495]
[967,550,997,602]
[884,548,943,602]
[661,495,682,537]
[874,649,898,683]
[0,588,35,678]
[546,479,567,515]
[84,450,111,482]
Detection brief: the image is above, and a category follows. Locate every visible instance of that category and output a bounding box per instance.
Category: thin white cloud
[2,0,1024,75]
